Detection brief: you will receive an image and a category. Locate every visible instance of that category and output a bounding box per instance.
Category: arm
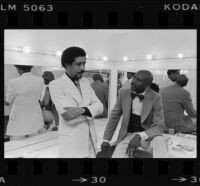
[5,79,16,104]
[182,91,196,118]
[144,94,165,139]
[103,89,123,141]
[49,81,87,125]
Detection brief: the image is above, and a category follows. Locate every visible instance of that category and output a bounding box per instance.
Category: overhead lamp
[22,46,31,54]
[177,53,184,59]
[146,54,153,60]
[56,50,62,57]
[123,56,128,61]
[102,56,108,61]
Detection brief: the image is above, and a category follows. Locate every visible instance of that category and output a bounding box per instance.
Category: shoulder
[147,88,162,102]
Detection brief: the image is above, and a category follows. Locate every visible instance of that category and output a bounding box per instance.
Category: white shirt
[130,90,148,141]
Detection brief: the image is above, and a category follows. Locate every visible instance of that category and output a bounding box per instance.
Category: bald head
[131,70,153,93]
[136,70,153,86]
[176,74,188,87]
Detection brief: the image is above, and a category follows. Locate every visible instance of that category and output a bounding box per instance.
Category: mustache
[78,71,84,74]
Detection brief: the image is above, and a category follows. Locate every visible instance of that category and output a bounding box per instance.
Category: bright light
[102,56,108,61]
[56,50,62,57]
[22,46,31,53]
[146,54,153,60]
[123,56,128,61]
[177,53,184,59]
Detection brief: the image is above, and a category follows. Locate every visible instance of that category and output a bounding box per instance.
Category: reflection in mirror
[117,69,197,135]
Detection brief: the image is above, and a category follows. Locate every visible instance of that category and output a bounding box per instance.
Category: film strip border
[0,1,200,185]
[0,1,200,27]
[0,159,200,185]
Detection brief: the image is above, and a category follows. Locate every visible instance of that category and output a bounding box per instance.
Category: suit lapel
[61,74,83,106]
[141,88,153,124]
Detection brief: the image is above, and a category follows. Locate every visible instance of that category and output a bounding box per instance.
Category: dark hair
[42,71,55,81]
[61,46,86,68]
[127,72,135,76]
[176,74,188,87]
[150,82,159,93]
[167,69,180,76]
[93,73,104,82]
[14,65,33,71]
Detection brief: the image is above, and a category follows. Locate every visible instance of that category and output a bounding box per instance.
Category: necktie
[74,80,82,95]
[43,87,51,106]
[131,92,144,102]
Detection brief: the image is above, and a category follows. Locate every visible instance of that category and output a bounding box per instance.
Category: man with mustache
[49,46,103,158]
[101,70,169,158]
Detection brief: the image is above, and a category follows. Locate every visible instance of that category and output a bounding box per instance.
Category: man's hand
[101,141,110,152]
[61,107,83,121]
[126,134,141,158]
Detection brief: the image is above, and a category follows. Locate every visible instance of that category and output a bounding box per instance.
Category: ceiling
[5,29,196,61]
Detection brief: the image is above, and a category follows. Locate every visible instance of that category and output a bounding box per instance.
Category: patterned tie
[131,92,144,102]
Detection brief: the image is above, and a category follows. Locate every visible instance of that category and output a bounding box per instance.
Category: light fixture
[102,56,108,61]
[22,46,31,54]
[146,54,153,60]
[177,53,184,59]
[56,50,62,57]
[123,56,128,61]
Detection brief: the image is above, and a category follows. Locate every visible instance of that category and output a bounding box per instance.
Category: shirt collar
[65,72,78,85]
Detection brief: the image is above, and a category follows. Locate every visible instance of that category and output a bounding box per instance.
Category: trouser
[112,133,169,158]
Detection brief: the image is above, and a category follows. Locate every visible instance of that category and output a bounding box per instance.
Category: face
[131,72,148,94]
[169,71,180,82]
[42,73,54,85]
[66,56,86,80]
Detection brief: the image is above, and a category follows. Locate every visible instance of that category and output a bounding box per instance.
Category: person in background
[49,46,103,158]
[91,74,109,118]
[150,82,160,93]
[160,74,196,133]
[5,65,44,140]
[122,72,135,89]
[101,70,168,158]
[40,71,59,131]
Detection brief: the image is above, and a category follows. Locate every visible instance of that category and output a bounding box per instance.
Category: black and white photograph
[4,29,197,158]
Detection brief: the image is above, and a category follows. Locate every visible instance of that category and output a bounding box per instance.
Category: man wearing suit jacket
[160,74,196,133]
[49,47,103,158]
[91,73,109,118]
[101,70,168,158]
[5,65,44,140]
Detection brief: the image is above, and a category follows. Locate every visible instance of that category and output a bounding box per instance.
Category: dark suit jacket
[103,88,165,144]
[160,84,196,131]
[91,81,108,118]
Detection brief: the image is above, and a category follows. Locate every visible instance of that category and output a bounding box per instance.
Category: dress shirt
[131,89,148,141]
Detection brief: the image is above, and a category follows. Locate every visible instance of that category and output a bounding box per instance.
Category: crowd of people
[4,46,196,158]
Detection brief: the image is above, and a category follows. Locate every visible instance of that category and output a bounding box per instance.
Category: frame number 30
[91,177,107,184]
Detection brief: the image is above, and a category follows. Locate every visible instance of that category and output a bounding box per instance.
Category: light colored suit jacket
[103,88,165,144]
[160,84,196,130]
[49,74,103,157]
[91,80,108,118]
[6,72,44,136]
